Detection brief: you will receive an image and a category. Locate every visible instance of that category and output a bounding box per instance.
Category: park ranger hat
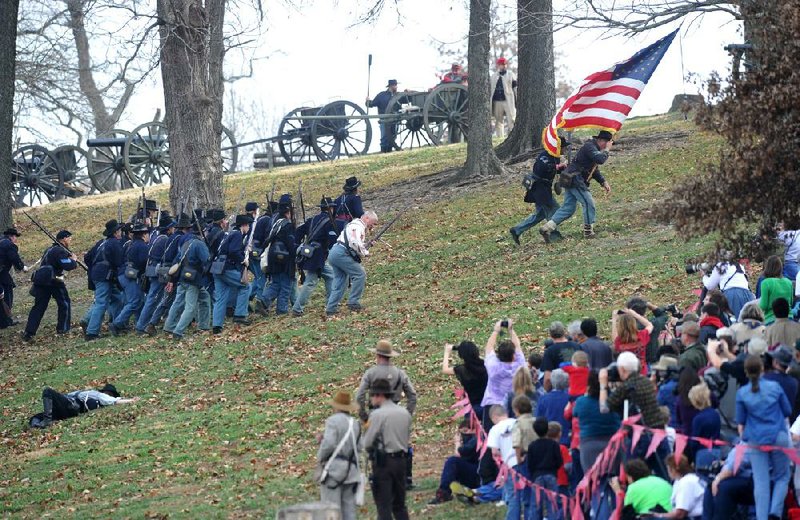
[3,228,21,237]
[370,339,399,358]
[234,214,254,227]
[331,390,359,412]
[593,130,614,141]
[369,378,393,396]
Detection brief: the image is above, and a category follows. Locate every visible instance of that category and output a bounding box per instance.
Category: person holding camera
[677,322,707,373]
[442,341,488,418]
[480,319,526,431]
[541,321,581,391]
[699,260,754,320]
[612,308,654,374]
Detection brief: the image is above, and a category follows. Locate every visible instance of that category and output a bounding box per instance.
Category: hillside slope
[0,113,719,519]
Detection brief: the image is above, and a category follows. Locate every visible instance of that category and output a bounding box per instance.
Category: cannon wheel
[221,125,238,173]
[124,121,170,186]
[10,145,65,207]
[53,145,96,197]
[310,101,372,161]
[385,92,436,151]
[89,129,133,192]
[277,107,319,164]
[423,83,468,145]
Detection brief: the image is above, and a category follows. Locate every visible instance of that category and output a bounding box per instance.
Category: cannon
[381,83,468,150]
[10,144,96,207]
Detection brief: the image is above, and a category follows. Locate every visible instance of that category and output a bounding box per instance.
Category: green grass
[0,112,720,519]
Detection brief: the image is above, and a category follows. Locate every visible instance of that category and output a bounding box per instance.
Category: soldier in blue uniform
[163,216,212,340]
[135,214,176,335]
[260,194,297,315]
[333,177,364,234]
[212,214,253,333]
[110,222,150,335]
[540,130,613,243]
[509,137,569,245]
[292,197,338,317]
[367,79,400,153]
[84,220,125,340]
[0,228,27,328]
[143,214,189,336]
[21,230,78,341]
[249,201,275,308]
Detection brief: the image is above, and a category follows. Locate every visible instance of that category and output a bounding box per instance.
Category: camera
[685,262,710,275]
[664,304,683,320]
[616,310,626,316]
[500,320,509,328]
[606,362,621,382]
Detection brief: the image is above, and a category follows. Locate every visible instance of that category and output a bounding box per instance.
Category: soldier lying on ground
[29,383,139,429]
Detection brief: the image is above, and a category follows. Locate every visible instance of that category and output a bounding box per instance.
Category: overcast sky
[19,1,743,151]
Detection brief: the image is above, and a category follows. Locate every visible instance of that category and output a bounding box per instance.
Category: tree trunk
[0,0,20,230]
[495,0,555,160]
[157,0,226,214]
[462,0,504,178]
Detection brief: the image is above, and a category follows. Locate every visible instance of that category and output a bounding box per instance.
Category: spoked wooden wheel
[124,121,170,186]
[423,83,468,145]
[89,129,133,192]
[221,125,238,173]
[53,145,96,197]
[10,145,65,207]
[385,92,436,151]
[277,107,319,164]
[310,101,372,161]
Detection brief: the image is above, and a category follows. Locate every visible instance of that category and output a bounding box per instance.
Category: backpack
[264,218,290,267]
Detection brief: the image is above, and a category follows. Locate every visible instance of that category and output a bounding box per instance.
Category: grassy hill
[0,112,720,519]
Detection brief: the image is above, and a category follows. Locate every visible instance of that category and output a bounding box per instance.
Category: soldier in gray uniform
[355,340,418,488]
[363,378,412,520]
[317,390,362,520]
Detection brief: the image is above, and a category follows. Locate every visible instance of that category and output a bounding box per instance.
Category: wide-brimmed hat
[593,130,614,141]
[55,230,72,241]
[130,221,149,234]
[370,378,392,396]
[770,344,794,367]
[99,383,120,398]
[235,214,254,227]
[651,355,679,372]
[331,390,358,412]
[3,228,21,237]
[370,339,399,358]
[144,199,158,211]
[343,177,361,191]
[158,214,177,230]
[386,79,398,87]
[319,196,336,209]
[278,194,293,211]
[245,202,259,212]
[103,219,123,237]
[175,213,193,229]
[208,209,226,223]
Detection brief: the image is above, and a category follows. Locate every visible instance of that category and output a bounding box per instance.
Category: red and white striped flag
[542,30,678,157]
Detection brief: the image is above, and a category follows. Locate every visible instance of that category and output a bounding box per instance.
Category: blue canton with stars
[611,29,679,83]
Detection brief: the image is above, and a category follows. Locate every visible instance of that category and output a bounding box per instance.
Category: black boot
[406,446,414,489]
[41,395,54,428]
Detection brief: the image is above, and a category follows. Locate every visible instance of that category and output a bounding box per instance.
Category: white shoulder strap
[349,418,361,472]
[320,418,354,481]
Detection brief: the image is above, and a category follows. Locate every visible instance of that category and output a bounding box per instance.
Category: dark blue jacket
[162,231,184,264]
[524,151,561,206]
[206,224,225,258]
[564,138,608,189]
[41,243,78,285]
[252,214,273,252]
[368,90,393,114]
[121,237,149,276]
[179,234,211,286]
[88,237,123,283]
[265,218,296,276]
[333,193,363,233]
[0,237,24,287]
[146,234,170,267]
[219,228,246,272]
[295,212,336,273]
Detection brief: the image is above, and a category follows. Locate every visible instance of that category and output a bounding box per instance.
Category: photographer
[652,356,680,428]
[611,307,653,374]
[626,297,675,364]
[697,260,754,320]
[599,352,664,429]
[480,319,525,431]
[702,441,755,520]
[442,341,488,419]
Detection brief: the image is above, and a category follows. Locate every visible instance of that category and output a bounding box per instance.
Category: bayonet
[21,211,88,271]
[365,205,412,249]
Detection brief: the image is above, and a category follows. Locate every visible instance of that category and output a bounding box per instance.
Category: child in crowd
[485,405,518,515]
[508,396,536,519]
[527,417,563,520]
[562,350,590,400]
[548,422,572,496]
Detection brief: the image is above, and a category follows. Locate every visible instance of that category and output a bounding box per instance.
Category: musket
[192,207,212,251]
[117,198,123,223]
[268,180,276,212]
[240,207,260,284]
[365,205,412,249]
[140,186,147,224]
[228,186,246,227]
[21,211,88,271]
[298,180,306,222]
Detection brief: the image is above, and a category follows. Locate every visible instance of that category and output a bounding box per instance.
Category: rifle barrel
[21,211,88,271]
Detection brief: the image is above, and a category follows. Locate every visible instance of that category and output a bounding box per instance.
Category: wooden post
[267,147,274,171]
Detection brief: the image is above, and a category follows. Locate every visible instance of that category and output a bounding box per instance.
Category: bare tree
[1,0,21,230]
[463,0,505,178]
[157,0,227,211]
[495,0,555,160]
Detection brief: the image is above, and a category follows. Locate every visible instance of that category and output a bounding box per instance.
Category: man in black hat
[509,137,569,245]
[259,194,297,315]
[367,79,400,153]
[292,196,338,316]
[22,230,78,341]
[135,214,175,334]
[363,377,412,520]
[333,177,364,234]
[144,213,191,335]
[31,383,139,429]
[109,222,150,335]
[540,130,614,242]
[0,228,27,328]
[212,214,253,332]
[84,220,125,340]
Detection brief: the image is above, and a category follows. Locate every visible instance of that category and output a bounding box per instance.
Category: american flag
[542,29,678,157]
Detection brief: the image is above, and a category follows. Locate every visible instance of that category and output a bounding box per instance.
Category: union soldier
[110,222,150,335]
[540,130,613,242]
[259,194,296,315]
[355,340,417,488]
[292,196,338,317]
[0,228,28,328]
[31,383,138,429]
[249,199,275,308]
[22,230,78,341]
[509,137,569,245]
[212,214,253,333]
[163,215,212,340]
[491,57,517,138]
[367,79,400,153]
[135,214,176,335]
[333,176,364,233]
[363,378,412,520]
[143,214,189,336]
[316,390,362,520]
[84,220,125,340]
[325,210,378,316]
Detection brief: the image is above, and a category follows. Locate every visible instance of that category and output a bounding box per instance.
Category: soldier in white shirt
[325,211,378,316]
